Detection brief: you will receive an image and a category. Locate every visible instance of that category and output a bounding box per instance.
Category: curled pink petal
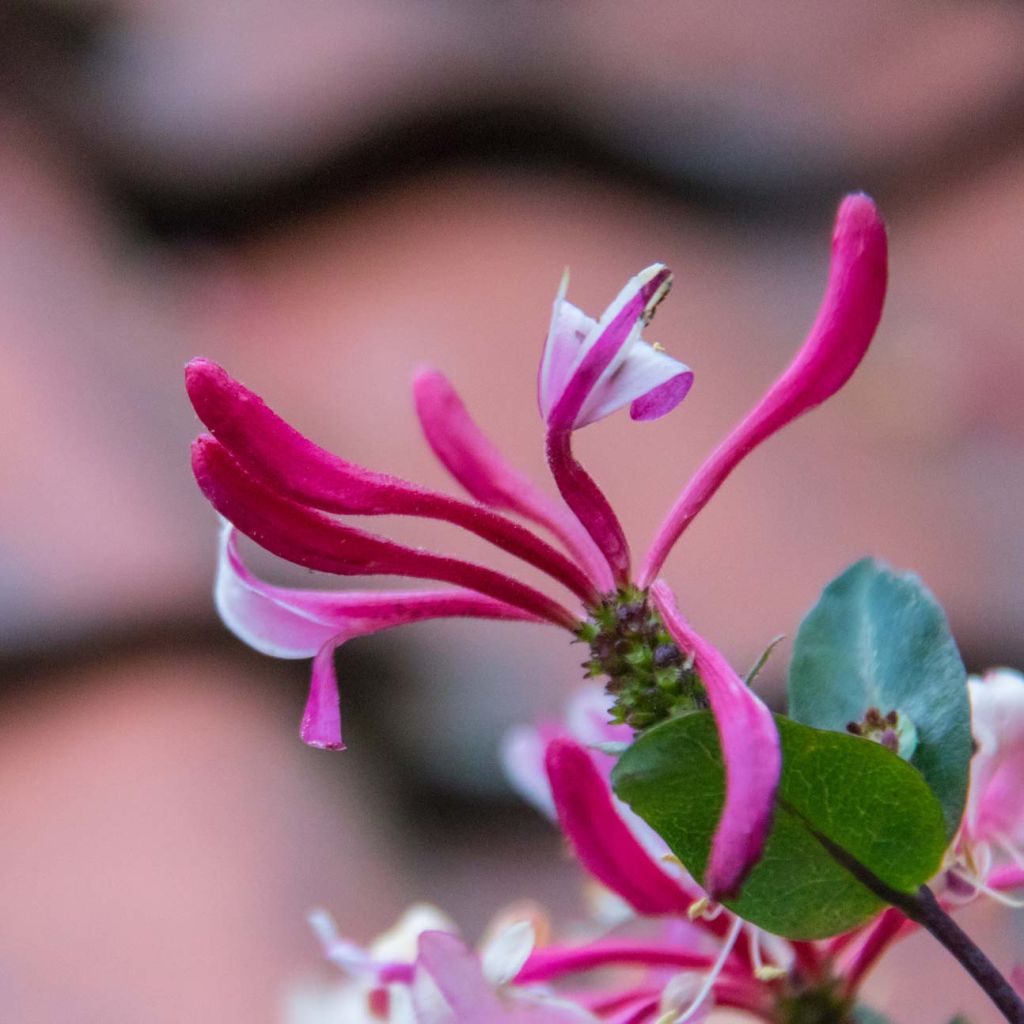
[192,435,578,628]
[219,527,539,750]
[650,582,781,900]
[187,359,598,604]
[217,524,538,657]
[544,737,697,916]
[533,265,684,585]
[641,194,887,585]
[629,365,694,422]
[216,526,341,658]
[414,368,613,593]
[587,344,692,426]
[545,265,674,432]
[546,428,631,585]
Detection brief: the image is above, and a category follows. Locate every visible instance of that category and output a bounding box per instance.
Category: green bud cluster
[576,586,707,731]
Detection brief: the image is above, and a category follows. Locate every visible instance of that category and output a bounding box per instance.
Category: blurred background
[2,1,1023,1020]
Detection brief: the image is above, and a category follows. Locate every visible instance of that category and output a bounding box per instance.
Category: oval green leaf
[611,711,948,938]
[788,558,971,839]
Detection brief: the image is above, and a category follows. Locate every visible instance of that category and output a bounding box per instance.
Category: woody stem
[808,822,1024,1024]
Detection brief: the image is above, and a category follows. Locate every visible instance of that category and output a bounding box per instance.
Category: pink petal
[187,359,598,604]
[990,866,1024,893]
[640,194,887,585]
[546,265,673,432]
[216,525,341,658]
[606,996,661,1024]
[517,942,715,984]
[584,340,692,427]
[967,670,1024,843]
[650,582,781,899]
[416,931,503,1017]
[629,366,694,422]
[546,428,631,585]
[544,737,697,916]
[192,435,579,628]
[301,637,346,749]
[501,724,560,820]
[217,525,537,657]
[219,526,539,750]
[414,368,613,593]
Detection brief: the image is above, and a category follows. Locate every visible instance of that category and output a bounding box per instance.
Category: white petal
[538,284,596,419]
[215,525,338,658]
[577,338,691,428]
[371,905,459,963]
[480,920,535,987]
[500,726,557,820]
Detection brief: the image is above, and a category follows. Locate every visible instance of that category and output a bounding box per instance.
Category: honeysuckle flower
[504,688,783,1018]
[305,903,601,1023]
[539,264,691,586]
[538,265,689,434]
[305,896,775,1023]
[502,681,974,1023]
[187,192,887,901]
[940,669,1024,905]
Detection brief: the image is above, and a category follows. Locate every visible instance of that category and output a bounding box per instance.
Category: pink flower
[502,687,907,1021]
[305,894,771,1023]
[538,264,691,433]
[304,904,600,1023]
[187,193,887,899]
[941,669,1024,905]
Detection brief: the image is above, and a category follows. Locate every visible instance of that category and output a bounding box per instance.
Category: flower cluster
[186,192,1024,1022]
[187,193,887,904]
[292,672,1024,1023]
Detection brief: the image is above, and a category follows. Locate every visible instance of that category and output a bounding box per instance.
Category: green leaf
[611,711,948,938]
[788,558,971,839]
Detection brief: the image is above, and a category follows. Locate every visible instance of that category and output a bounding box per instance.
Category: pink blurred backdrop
[2,2,1024,1020]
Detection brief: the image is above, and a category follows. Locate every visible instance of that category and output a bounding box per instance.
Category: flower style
[186,193,887,901]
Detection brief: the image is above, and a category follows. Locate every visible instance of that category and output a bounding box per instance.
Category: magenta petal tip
[299,640,346,751]
[545,735,695,916]
[649,582,781,900]
[629,369,694,421]
[640,193,887,585]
